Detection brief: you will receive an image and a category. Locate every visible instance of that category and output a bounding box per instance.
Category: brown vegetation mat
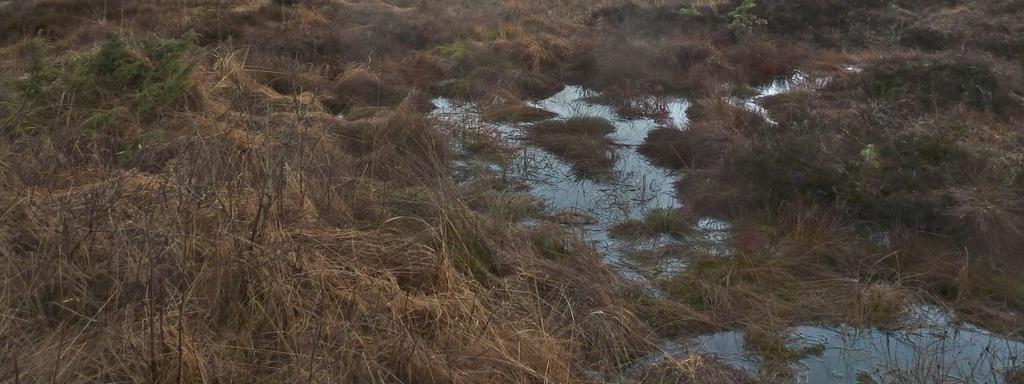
[0,2,667,381]
[3,0,1024,382]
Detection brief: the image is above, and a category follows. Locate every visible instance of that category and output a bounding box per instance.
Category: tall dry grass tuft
[0,28,652,383]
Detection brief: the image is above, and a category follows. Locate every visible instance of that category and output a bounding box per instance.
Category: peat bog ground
[2,0,1024,383]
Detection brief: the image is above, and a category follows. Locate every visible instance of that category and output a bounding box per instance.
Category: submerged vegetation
[2,0,1023,382]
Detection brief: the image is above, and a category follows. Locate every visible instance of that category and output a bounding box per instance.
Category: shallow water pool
[432,86,719,279]
[684,306,1024,383]
[431,85,1023,383]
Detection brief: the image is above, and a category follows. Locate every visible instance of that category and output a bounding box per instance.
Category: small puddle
[685,306,1024,383]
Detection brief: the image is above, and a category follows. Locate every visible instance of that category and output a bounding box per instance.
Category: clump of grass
[115,127,179,172]
[463,185,544,222]
[899,25,954,51]
[610,208,692,240]
[640,126,736,170]
[653,205,898,326]
[329,66,422,113]
[431,32,568,100]
[432,39,479,61]
[551,116,616,136]
[731,134,849,205]
[744,325,824,379]
[865,58,1012,112]
[465,128,515,162]
[849,283,910,326]
[639,96,764,171]
[525,117,618,179]
[612,94,669,120]
[342,106,387,121]
[439,205,508,285]
[4,35,197,169]
[528,223,579,260]
[480,101,557,123]
[632,352,760,383]
[945,187,1024,258]
[12,35,197,125]
[70,35,195,113]
[339,100,452,181]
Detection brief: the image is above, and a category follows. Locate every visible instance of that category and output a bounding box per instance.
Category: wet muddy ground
[431,79,1024,383]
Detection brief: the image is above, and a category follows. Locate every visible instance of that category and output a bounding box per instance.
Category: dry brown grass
[0,3,670,380]
[4,0,1024,382]
[0,68,649,384]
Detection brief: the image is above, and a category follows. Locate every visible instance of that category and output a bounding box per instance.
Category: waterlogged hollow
[734,70,841,124]
[433,86,726,279]
[687,306,1024,383]
[431,84,1022,383]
